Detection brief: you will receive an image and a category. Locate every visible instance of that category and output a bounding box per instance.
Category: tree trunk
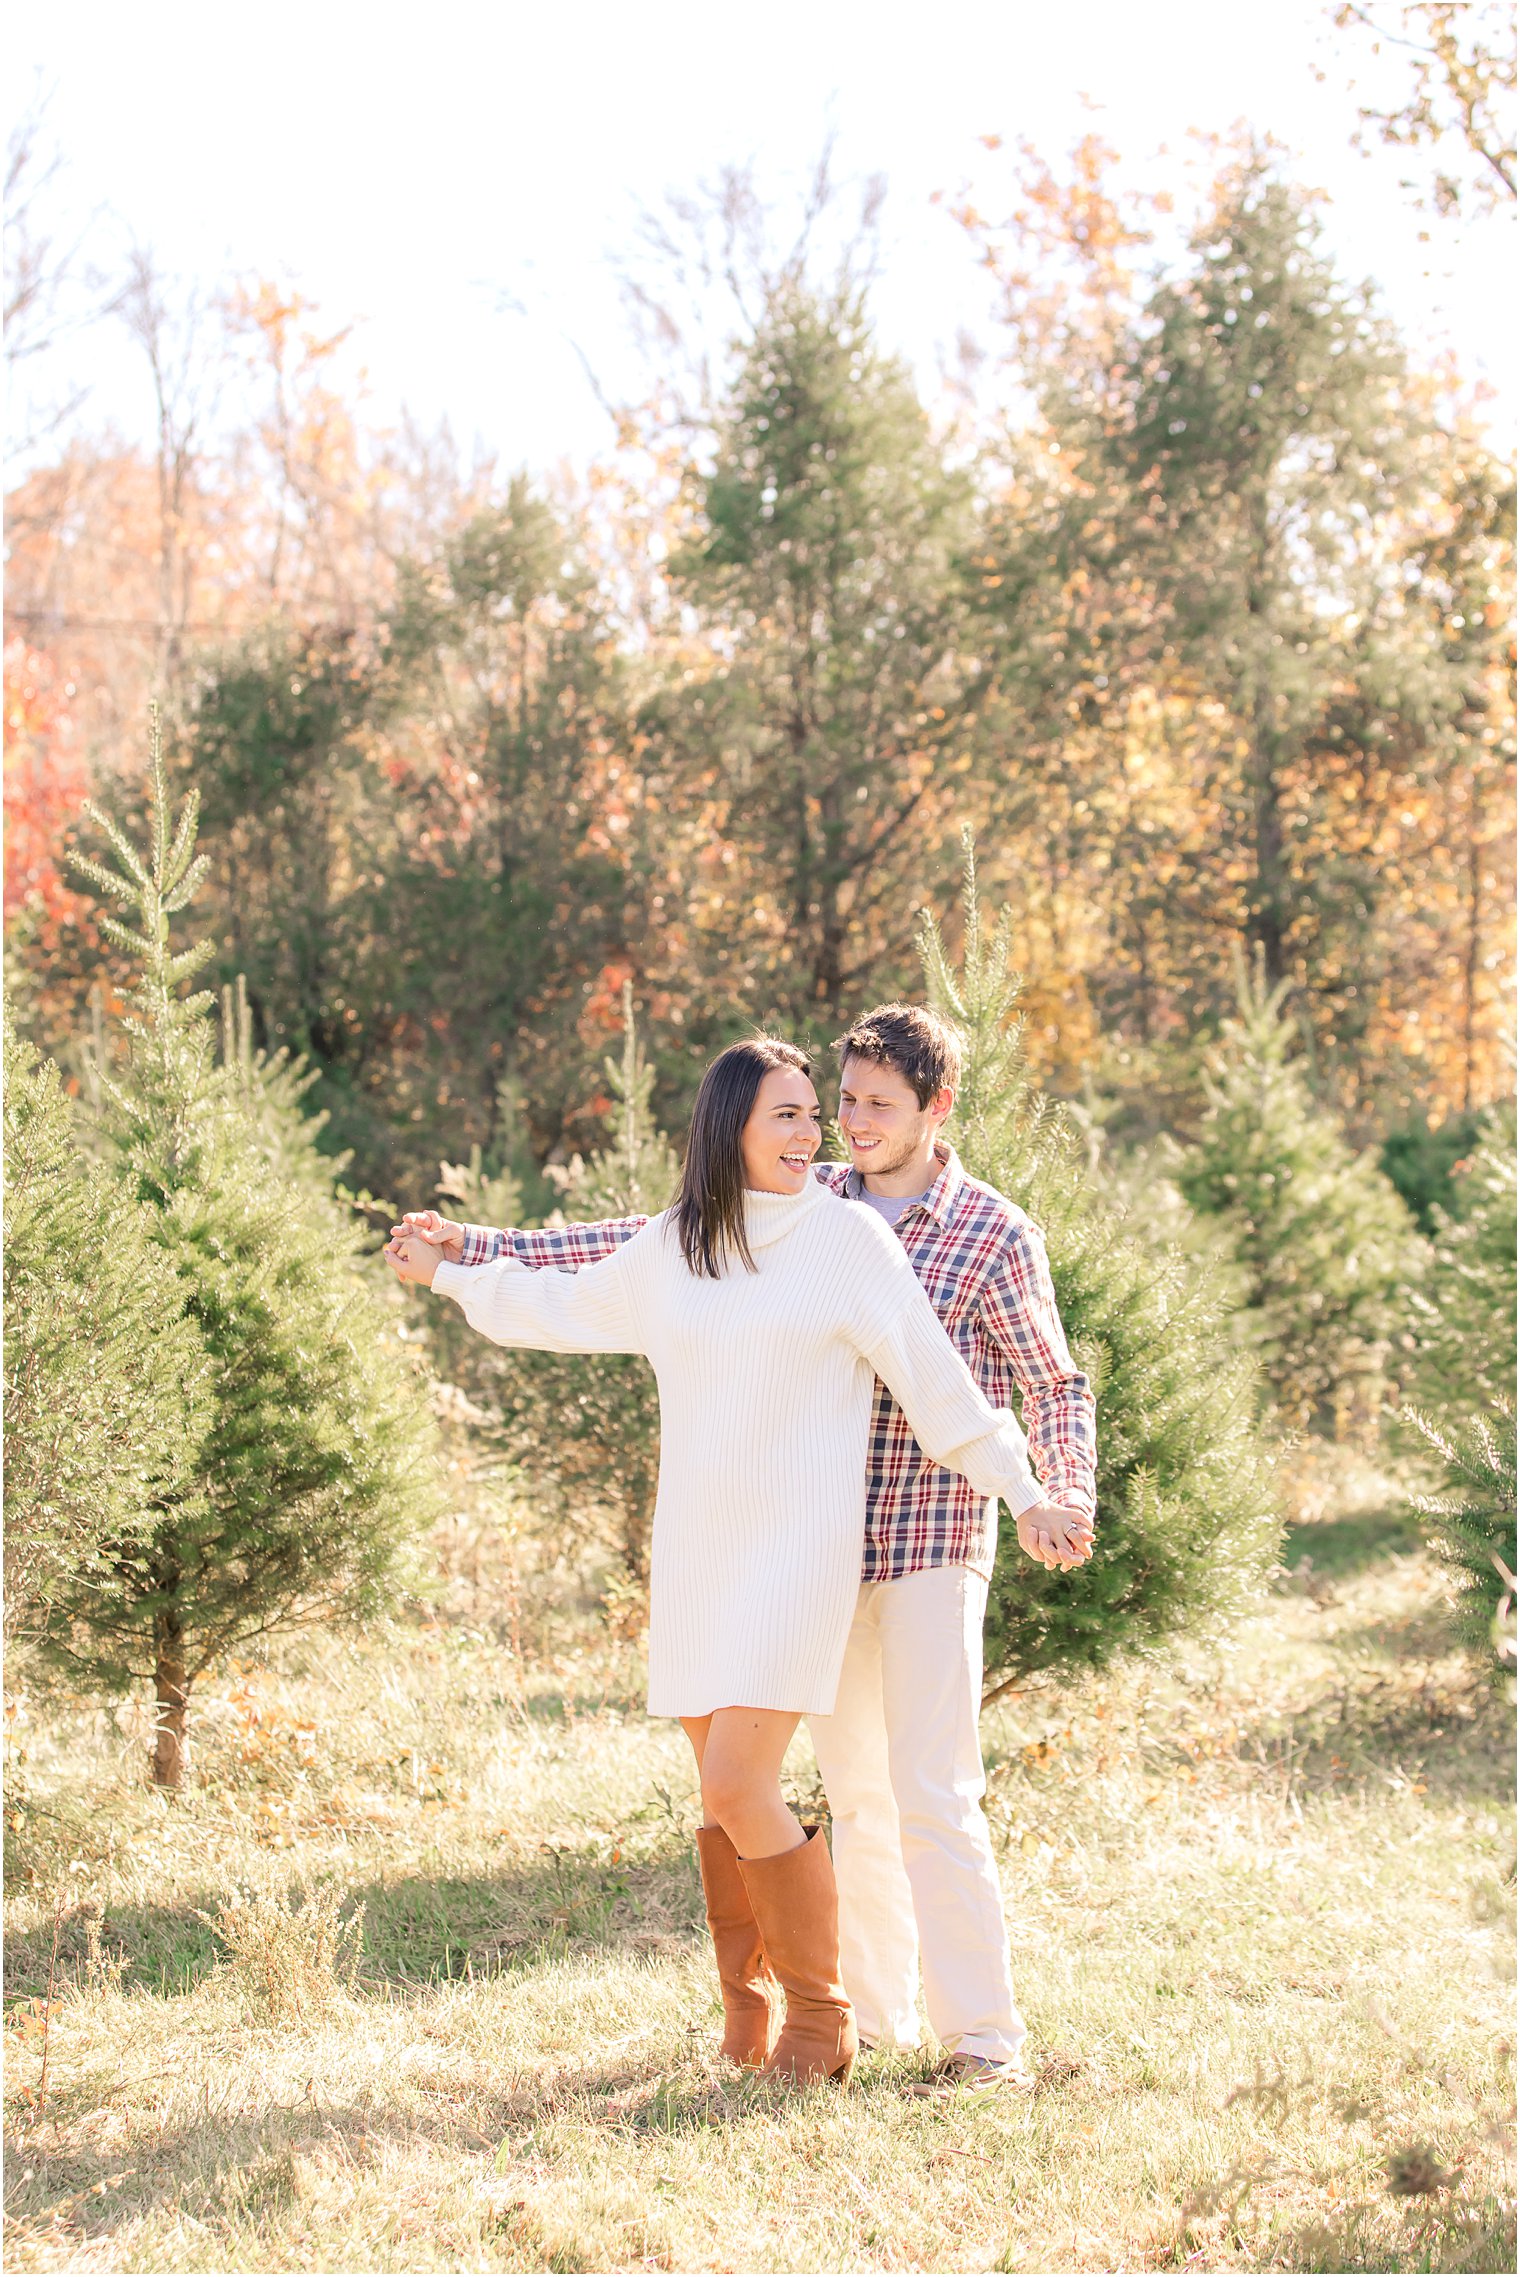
[1248,730,1289,986]
[1460,802,1483,1113]
[1132,899,1154,1044]
[152,1621,189,1790]
[1244,528,1289,988]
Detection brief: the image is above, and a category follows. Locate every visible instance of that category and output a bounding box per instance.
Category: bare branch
[1328,1,1518,213]
[3,77,126,456]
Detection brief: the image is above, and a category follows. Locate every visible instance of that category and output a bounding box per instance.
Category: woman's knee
[700,1754,755,1829]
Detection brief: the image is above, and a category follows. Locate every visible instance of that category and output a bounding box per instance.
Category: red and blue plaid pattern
[458,1146,1096,1580]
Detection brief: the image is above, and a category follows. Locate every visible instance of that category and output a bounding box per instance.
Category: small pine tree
[1406,1102,1516,1423]
[2,1013,206,1639]
[1175,957,1424,1439]
[555,985,682,1224]
[435,986,678,1591]
[1403,1402,1517,1667]
[1398,1101,1517,1661]
[918,839,1281,1692]
[47,709,436,1787]
[1380,1109,1489,1236]
[217,974,349,1207]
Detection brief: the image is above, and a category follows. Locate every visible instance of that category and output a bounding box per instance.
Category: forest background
[6,7,1515,1198]
[2,5,1517,2270]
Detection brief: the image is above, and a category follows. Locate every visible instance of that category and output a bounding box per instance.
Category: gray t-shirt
[858,1186,931,1232]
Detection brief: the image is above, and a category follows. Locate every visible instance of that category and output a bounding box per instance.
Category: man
[395,1002,1096,2095]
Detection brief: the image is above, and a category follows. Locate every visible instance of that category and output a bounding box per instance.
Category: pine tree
[1404,1402,1517,1665]
[2,1013,206,1639]
[972,148,1512,1115]
[45,710,436,1787]
[1407,1100,1517,1422]
[1380,1109,1490,1236]
[435,986,677,1592]
[537,987,679,1588]
[1175,957,1425,1438]
[1399,1099,1517,1660]
[671,280,974,1027]
[919,841,1281,1691]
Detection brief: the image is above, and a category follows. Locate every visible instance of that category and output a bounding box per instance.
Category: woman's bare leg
[681,1707,804,1859]
[681,1712,713,1808]
[682,1707,853,2083]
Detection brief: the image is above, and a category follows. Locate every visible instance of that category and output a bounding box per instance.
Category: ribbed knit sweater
[433,1176,1042,1718]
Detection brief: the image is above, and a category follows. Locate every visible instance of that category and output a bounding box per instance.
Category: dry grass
[4,1463,1514,2274]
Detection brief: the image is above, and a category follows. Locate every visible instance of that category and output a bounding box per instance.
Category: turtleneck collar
[740,1175,831,1250]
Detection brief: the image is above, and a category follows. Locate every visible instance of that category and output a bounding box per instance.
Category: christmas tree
[1176,957,1423,1439]
[919,841,1281,1691]
[1404,1403,1517,1669]
[1406,1102,1516,1424]
[1402,1100,1517,1658]
[45,710,436,1787]
[435,985,677,1592]
[2,1013,205,1639]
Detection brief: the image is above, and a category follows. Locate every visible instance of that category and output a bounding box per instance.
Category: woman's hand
[383,1232,448,1288]
[1016,1505,1095,1572]
[390,1209,465,1261]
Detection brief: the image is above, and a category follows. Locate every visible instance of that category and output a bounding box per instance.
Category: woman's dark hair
[674,1036,811,1278]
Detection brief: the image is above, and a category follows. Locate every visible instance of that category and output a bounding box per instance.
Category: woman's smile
[741,1068,823,1193]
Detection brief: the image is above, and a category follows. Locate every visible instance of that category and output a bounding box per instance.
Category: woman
[387,1037,1086,2088]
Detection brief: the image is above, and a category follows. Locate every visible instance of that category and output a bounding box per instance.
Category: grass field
[4,1466,1515,2275]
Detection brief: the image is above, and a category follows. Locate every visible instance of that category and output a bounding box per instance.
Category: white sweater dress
[433,1176,1042,1718]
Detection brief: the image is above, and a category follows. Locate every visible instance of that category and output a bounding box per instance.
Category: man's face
[837,1053,951,1179]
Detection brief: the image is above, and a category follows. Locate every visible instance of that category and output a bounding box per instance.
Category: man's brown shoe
[907,2051,1036,2100]
[737,1826,857,2087]
[695,1825,782,2068]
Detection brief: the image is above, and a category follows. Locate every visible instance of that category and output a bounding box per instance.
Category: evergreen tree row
[13,152,1510,1213]
[4,717,438,1786]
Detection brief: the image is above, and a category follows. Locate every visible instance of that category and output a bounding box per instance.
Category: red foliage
[3,638,93,944]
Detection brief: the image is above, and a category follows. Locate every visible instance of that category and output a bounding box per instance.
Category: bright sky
[10,0,1516,475]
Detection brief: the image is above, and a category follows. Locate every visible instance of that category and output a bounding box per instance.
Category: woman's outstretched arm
[388,1229,646,1355]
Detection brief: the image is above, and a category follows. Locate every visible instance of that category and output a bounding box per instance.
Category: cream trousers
[808,1563,1026,2065]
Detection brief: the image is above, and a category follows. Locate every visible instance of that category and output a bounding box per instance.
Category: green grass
[4,1476,1514,2274]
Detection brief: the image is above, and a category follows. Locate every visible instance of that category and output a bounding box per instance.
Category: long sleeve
[434,1237,645,1355]
[459,1214,648,1269]
[862,1281,1042,1518]
[977,1223,1097,1519]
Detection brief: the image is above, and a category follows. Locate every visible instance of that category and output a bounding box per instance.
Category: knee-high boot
[695,1824,782,2067]
[736,1826,857,2086]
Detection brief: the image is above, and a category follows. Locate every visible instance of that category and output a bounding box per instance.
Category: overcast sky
[9,0,1516,477]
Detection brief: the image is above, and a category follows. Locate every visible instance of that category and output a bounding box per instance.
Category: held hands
[390,1209,465,1261]
[1016,1504,1095,1572]
[383,1230,448,1288]
[384,1208,463,1287]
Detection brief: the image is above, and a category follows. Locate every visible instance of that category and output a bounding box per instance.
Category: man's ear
[929,1085,956,1129]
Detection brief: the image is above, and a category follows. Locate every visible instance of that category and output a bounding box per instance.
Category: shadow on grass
[353,1843,700,1982]
[1230,1662,1515,1808]
[2,1897,226,2004]
[1269,2195,1518,2276]
[518,1676,650,1726]
[0,2045,795,2259]
[1281,1504,1427,1580]
[3,1836,702,2005]
[2,2090,518,2252]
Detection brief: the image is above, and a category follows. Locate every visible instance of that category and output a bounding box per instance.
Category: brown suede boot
[695,1824,782,2068]
[737,1826,857,2087]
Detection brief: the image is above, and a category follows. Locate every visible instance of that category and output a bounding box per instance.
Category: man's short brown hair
[834,1002,963,1109]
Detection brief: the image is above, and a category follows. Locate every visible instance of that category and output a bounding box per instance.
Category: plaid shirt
[458,1145,1095,1582]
